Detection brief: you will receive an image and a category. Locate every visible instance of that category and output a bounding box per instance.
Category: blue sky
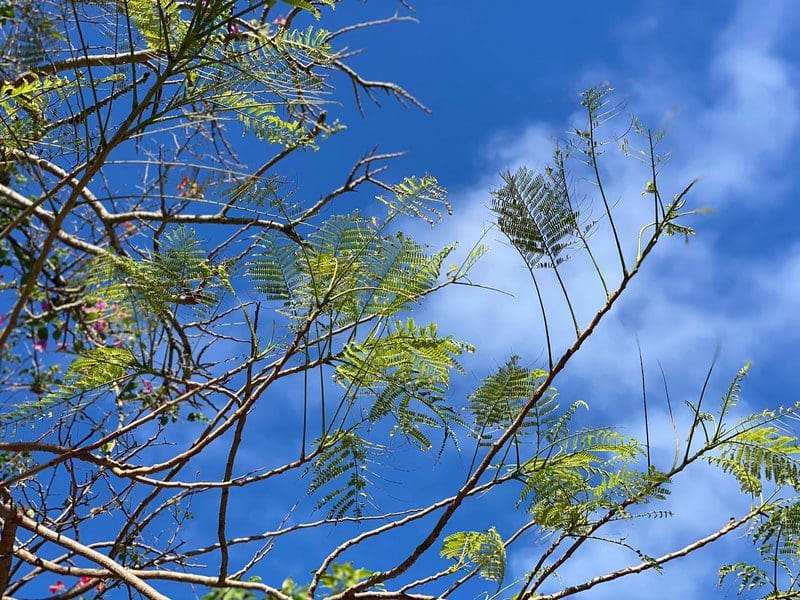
[9,0,800,597]
[115,1,800,598]
[257,0,800,597]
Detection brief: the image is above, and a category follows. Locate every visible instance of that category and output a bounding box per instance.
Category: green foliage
[718,562,771,598]
[63,347,137,390]
[708,364,800,495]
[506,392,650,533]
[200,587,258,600]
[200,577,264,600]
[376,175,451,225]
[280,577,309,599]
[279,563,378,599]
[0,73,64,147]
[335,318,469,450]
[0,346,137,428]
[441,527,506,585]
[517,430,649,533]
[709,426,800,495]
[187,20,336,147]
[249,212,456,326]
[467,356,546,443]
[491,166,578,270]
[0,0,63,68]
[0,0,787,594]
[319,563,380,594]
[265,0,338,20]
[89,226,224,315]
[716,361,752,426]
[719,502,800,599]
[307,430,376,519]
[0,3,14,25]
[126,0,186,53]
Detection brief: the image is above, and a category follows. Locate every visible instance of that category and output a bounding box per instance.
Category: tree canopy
[0,2,799,599]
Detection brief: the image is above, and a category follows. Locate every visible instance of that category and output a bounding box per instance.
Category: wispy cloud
[418,0,800,595]
[675,0,800,201]
[423,0,800,391]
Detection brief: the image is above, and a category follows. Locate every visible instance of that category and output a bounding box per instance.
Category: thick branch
[0,503,169,600]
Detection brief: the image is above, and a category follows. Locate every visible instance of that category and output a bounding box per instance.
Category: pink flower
[227,21,240,36]
[143,380,154,394]
[95,300,108,310]
[48,580,65,593]
[40,300,50,312]
[274,15,287,27]
[92,321,108,335]
[112,337,123,348]
[56,342,68,352]
[33,339,46,352]
[79,576,92,585]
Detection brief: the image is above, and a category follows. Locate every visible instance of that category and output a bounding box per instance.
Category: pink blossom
[56,342,68,352]
[92,321,108,335]
[143,380,154,394]
[78,576,92,585]
[274,15,287,27]
[228,21,240,36]
[95,300,108,310]
[33,339,46,352]
[48,580,65,593]
[40,300,50,312]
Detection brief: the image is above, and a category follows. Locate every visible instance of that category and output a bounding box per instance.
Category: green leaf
[440,527,506,585]
[335,319,469,449]
[376,175,451,224]
[64,347,137,390]
[467,356,545,438]
[320,563,379,593]
[491,166,579,270]
[306,431,376,518]
[281,0,320,19]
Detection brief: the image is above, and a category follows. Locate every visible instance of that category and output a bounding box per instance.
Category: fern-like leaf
[306,431,377,518]
[720,502,800,598]
[335,319,469,450]
[467,356,546,443]
[491,166,578,270]
[709,426,800,495]
[376,175,451,224]
[89,227,220,315]
[440,527,506,585]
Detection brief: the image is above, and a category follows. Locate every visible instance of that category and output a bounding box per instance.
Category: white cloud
[419,0,800,391]
[417,0,800,596]
[680,0,800,201]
